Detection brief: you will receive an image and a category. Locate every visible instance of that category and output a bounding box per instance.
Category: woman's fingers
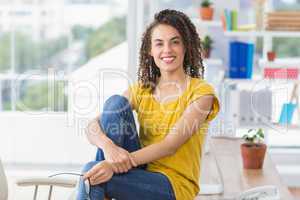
[112,150,131,173]
[104,145,136,173]
[84,164,99,179]
[129,154,138,167]
[90,170,105,185]
[110,163,119,173]
[93,163,114,184]
[121,154,131,172]
[89,162,113,185]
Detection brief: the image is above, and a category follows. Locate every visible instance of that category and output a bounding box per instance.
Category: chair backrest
[0,158,8,200]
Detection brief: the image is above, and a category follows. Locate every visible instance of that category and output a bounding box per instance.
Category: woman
[77,9,219,200]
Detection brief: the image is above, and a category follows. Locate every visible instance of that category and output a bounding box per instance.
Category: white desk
[197,137,294,200]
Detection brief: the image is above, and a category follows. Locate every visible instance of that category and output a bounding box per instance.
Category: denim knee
[82,161,99,173]
[102,94,131,113]
[99,95,134,147]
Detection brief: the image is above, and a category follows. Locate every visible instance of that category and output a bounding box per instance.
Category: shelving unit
[272,123,300,131]
[192,18,224,70]
[194,2,300,140]
[259,58,300,68]
[224,30,300,59]
[221,6,300,132]
[203,58,223,66]
[224,30,300,38]
[223,78,300,84]
[191,18,222,28]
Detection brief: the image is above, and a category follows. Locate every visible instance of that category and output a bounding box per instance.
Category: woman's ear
[149,49,153,57]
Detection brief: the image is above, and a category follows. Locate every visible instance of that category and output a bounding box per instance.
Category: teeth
[162,57,175,62]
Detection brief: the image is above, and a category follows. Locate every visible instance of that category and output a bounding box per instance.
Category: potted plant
[267,51,276,62]
[200,0,214,20]
[241,128,267,169]
[201,36,213,58]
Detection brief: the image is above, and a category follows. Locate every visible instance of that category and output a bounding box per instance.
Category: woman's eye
[172,40,180,44]
[156,43,163,46]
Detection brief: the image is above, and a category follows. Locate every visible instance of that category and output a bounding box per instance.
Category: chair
[0,158,8,200]
[0,157,77,200]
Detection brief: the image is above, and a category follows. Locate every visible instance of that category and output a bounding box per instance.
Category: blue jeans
[77,95,175,200]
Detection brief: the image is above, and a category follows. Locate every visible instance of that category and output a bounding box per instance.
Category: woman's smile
[161,56,176,64]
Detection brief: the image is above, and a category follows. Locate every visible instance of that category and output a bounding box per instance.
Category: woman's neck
[157,71,189,91]
[158,67,187,85]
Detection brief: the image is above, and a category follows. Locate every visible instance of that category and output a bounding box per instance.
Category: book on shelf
[229,41,239,78]
[224,86,240,127]
[279,103,297,125]
[253,89,273,125]
[222,9,238,31]
[266,11,300,31]
[264,68,299,80]
[229,41,254,79]
[239,90,251,126]
[225,88,272,127]
[236,24,256,31]
[231,10,238,31]
[222,9,255,32]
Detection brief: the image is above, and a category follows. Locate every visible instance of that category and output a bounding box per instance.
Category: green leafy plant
[242,128,265,144]
[201,36,213,50]
[201,0,212,7]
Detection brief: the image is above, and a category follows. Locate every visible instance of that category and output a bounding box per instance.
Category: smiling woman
[150,25,186,72]
[78,9,220,200]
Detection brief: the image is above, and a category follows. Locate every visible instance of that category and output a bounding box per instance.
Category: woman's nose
[163,43,172,53]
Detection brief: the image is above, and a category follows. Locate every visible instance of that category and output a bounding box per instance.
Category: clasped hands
[84,140,137,185]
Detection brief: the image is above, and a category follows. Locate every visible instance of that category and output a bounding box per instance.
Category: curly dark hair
[138,9,204,92]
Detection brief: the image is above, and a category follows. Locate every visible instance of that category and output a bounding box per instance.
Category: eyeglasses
[49,172,91,200]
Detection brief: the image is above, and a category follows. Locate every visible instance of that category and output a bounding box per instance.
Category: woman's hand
[102,140,137,173]
[84,161,114,185]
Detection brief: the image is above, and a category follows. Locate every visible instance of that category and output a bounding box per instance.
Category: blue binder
[279,103,297,124]
[246,43,254,78]
[229,41,240,78]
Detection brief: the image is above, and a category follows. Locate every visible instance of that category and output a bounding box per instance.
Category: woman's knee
[99,95,134,146]
[102,95,131,113]
[81,161,99,173]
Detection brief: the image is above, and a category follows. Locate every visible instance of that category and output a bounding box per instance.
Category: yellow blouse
[129,77,220,200]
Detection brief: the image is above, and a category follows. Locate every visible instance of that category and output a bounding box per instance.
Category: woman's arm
[85,88,134,148]
[85,116,113,148]
[130,95,214,166]
[85,90,137,173]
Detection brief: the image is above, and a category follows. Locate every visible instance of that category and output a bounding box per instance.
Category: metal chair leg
[33,185,38,200]
[48,185,53,200]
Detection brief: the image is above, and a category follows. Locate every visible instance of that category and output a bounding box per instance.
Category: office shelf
[203,58,223,66]
[191,19,222,28]
[231,123,300,131]
[224,30,300,38]
[223,78,300,84]
[259,58,300,68]
[272,123,300,131]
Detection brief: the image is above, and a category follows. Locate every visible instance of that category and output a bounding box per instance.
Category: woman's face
[150,24,186,74]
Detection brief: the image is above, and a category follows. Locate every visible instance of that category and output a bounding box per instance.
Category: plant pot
[202,49,211,58]
[241,143,267,169]
[267,51,276,62]
[200,7,214,21]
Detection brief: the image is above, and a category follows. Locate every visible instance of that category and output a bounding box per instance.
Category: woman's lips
[161,56,175,64]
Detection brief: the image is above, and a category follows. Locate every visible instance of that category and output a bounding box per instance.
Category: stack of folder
[264,68,299,79]
[229,41,254,79]
[266,11,300,31]
[224,88,272,127]
[221,9,238,31]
